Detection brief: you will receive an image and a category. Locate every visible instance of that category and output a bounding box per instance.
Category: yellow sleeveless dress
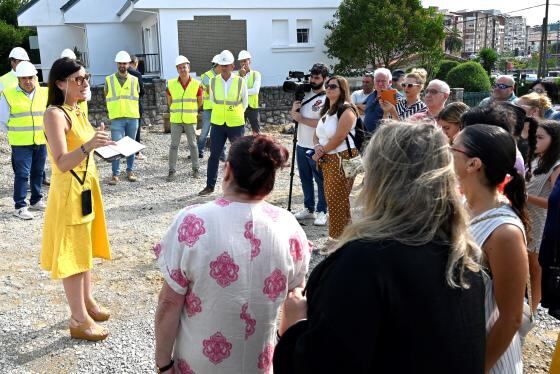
[41,105,111,279]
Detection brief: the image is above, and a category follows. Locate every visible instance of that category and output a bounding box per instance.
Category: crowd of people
[3,43,560,373]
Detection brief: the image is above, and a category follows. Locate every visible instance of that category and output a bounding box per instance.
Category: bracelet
[156,359,174,373]
[80,144,88,155]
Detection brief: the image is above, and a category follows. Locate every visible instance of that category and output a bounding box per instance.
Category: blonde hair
[335,121,481,288]
[405,68,428,86]
[519,92,552,117]
[437,102,470,123]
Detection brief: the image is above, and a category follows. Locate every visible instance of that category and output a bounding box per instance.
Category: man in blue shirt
[363,68,403,134]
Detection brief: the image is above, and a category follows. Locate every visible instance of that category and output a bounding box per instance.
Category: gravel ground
[0,124,557,373]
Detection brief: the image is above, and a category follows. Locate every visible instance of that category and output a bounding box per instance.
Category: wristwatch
[156,360,174,373]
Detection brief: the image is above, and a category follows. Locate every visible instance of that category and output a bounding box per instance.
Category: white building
[18,0,340,86]
[503,15,527,55]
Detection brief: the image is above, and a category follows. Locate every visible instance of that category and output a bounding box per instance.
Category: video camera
[283,71,313,101]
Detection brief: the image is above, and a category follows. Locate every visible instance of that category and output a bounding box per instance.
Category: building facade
[456,10,505,57]
[503,15,527,55]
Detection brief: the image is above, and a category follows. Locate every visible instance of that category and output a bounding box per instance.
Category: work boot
[192,169,200,178]
[127,171,138,182]
[108,176,119,185]
[198,186,214,196]
[166,170,176,182]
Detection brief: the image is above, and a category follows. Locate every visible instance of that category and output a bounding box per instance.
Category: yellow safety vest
[105,73,140,119]
[246,70,260,109]
[200,69,216,110]
[168,78,200,124]
[0,71,17,93]
[210,75,245,127]
[3,86,47,146]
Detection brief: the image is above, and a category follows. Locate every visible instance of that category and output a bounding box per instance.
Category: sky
[421,0,560,26]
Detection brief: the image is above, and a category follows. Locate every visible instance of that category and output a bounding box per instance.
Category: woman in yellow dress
[42,57,115,341]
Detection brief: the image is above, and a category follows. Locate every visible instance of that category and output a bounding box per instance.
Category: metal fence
[462,91,490,107]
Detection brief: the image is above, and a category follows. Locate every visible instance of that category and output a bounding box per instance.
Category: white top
[245,70,261,97]
[0,85,36,132]
[315,110,356,154]
[350,89,372,121]
[157,198,311,374]
[209,74,248,110]
[297,90,326,149]
[469,204,525,374]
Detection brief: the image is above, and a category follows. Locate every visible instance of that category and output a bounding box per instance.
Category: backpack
[337,104,365,152]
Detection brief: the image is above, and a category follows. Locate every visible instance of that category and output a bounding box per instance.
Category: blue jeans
[11,144,47,209]
[110,118,139,176]
[296,145,327,213]
[206,124,244,188]
[197,110,212,154]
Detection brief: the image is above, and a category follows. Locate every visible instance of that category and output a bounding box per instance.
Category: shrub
[435,60,460,81]
[446,61,491,92]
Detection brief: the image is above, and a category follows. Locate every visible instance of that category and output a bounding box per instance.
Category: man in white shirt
[237,50,261,135]
[289,63,329,226]
[351,73,374,120]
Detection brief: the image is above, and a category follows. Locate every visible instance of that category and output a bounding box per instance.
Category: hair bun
[249,135,289,170]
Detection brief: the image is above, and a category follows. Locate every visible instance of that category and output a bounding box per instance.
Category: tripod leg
[287,122,298,212]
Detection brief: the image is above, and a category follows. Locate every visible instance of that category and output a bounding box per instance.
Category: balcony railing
[135,53,160,75]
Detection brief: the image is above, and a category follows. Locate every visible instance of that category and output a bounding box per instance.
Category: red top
[166,77,203,97]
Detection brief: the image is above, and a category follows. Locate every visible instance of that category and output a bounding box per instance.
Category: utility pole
[538,0,550,78]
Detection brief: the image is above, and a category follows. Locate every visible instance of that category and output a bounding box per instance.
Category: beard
[311,81,324,90]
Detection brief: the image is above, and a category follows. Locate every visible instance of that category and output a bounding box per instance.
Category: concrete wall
[17,0,67,26]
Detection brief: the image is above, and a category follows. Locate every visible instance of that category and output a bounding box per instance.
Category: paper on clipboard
[95,136,145,160]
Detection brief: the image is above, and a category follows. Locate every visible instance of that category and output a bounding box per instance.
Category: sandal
[86,304,111,322]
[69,316,109,341]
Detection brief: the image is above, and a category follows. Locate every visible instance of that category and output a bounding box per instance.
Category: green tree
[435,60,460,80]
[324,0,445,73]
[0,0,29,26]
[478,48,498,75]
[446,61,491,92]
[444,27,463,55]
[0,0,35,75]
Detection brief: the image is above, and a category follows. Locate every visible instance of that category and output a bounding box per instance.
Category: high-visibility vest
[210,75,245,127]
[200,69,216,110]
[168,77,200,124]
[105,73,140,119]
[3,86,47,146]
[0,71,17,93]
[246,70,260,109]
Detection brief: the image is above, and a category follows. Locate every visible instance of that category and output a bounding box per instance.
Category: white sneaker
[13,207,34,220]
[29,198,46,211]
[293,208,315,221]
[314,211,328,226]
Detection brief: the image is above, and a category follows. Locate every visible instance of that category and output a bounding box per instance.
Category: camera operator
[290,63,328,226]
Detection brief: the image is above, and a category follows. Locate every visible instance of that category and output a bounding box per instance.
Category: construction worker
[60,49,90,120]
[104,50,140,185]
[166,55,203,181]
[198,50,248,196]
[0,47,30,93]
[237,50,261,134]
[197,54,222,158]
[0,61,48,220]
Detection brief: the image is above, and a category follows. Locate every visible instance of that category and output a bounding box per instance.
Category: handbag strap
[57,105,90,186]
[300,91,325,107]
[336,104,358,158]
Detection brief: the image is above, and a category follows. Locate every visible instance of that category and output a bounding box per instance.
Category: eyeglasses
[425,88,443,95]
[529,88,546,94]
[67,73,91,86]
[448,145,470,156]
[492,83,512,90]
[325,84,339,90]
[401,83,420,88]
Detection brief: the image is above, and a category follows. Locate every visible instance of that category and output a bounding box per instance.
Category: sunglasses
[529,88,546,94]
[67,73,91,86]
[325,84,339,90]
[448,145,470,156]
[492,83,512,90]
[401,83,420,88]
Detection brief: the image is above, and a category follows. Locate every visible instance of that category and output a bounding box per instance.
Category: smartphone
[379,89,398,106]
[81,189,93,216]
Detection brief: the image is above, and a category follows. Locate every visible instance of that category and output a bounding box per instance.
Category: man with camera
[289,63,329,226]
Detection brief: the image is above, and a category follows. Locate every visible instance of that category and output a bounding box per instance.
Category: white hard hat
[9,47,30,61]
[175,55,190,66]
[216,50,235,65]
[238,50,252,60]
[211,54,220,64]
[60,48,77,59]
[15,61,37,77]
[114,50,131,63]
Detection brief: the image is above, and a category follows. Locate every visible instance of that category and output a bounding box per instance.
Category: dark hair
[531,79,559,104]
[320,75,356,117]
[461,124,530,237]
[227,135,289,196]
[310,63,328,78]
[130,55,139,64]
[392,69,405,81]
[47,57,84,107]
[534,120,560,175]
[437,102,470,123]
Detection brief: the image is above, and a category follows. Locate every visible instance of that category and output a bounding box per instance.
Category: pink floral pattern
[240,303,256,340]
[177,359,195,374]
[168,267,189,288]
[257,344,274,372]
[152,243,162,258]
[209,252,240,287]
[244,222,261,259]
[185,289,202,317]
[308,240,314,253]
[262,204,280,221]
[202,332,233,365]
[289,236,303,262]
[215,197,232,207]
[263,269,287,301]
[177,214,206,247]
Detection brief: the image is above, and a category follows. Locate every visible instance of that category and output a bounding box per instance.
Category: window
[272,19,289,46]
[297,19,311,44]
[297,28,309,43]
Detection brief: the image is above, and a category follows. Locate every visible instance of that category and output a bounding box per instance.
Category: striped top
[469,204,525,374]
[396,98,427,120]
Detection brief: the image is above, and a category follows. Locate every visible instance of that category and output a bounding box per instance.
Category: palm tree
[445,26,463,55]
